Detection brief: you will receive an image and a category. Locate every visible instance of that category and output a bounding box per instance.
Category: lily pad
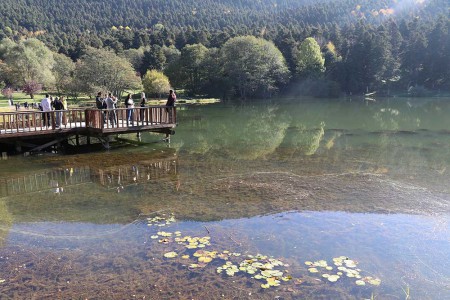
[355,280,366,286]
[163,251,178,258]
[327,275,340,282]
[266,277,281,287]
[308,268,319,273]
[367,277,381,286]
[198,256,213,263]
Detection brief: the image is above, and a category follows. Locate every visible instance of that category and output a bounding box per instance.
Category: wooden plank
[29,136,69,152]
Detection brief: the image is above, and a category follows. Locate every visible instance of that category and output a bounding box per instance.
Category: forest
[0,0,448,98]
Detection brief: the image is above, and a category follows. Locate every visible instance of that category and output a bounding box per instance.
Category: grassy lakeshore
[0,92,220,111]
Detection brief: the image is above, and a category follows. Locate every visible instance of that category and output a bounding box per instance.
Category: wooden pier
[0,106,176,153]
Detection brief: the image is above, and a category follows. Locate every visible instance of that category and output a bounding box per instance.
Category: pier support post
[15,142,22,153]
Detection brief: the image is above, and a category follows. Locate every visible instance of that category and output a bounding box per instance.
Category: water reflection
[0,98,449,299]
[0,158,178,198]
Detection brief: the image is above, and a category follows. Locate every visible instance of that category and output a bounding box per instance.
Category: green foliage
[294,37,325,78]
[74,47,142,95]
[178,44,209,96]
[0,38,55,88]
[221,36,290,98]
[122,47,145,74]
[53,52,75,95]
[142,69,171,98]
[0,0,447,96]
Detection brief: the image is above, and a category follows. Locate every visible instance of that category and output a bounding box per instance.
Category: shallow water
[0,97,449,299]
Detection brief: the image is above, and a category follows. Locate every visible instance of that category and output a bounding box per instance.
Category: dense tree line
[0,0,448,98]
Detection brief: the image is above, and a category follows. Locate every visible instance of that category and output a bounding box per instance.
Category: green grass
[0,92,37,107]
[0,91,221,110]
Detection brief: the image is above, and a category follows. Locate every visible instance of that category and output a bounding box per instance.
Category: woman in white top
[125,93,134,125]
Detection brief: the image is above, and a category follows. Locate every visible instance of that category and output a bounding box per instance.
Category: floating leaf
[266,277,281,287]
[355,280,366,286]
[150,235,158,239]
[367,277,381,286]
[181,255,190,259]
[345,260,357,268]
[163,251,178,258]
[327,275,340,282]
[308,268,319,273]
[198,256,213,263]
[261,283,270,289]
[157,231,172,237]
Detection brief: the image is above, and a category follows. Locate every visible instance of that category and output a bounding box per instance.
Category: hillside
[0,0,446,52]
[0,0,448,96]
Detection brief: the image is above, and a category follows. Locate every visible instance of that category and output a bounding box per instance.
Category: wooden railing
[86,106,176,130]
[0,106,176,134]
[0,109,86,133]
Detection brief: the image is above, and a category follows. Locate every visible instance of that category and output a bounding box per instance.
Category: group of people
[95,92,147,126]
[36,90,176,132]
[95,90,176,129]
[40,94,67,127]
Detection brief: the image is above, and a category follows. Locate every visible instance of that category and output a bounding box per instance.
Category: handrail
[0,106,176,134]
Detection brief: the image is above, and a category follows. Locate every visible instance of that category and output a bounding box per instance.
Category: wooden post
[15,142,22,153]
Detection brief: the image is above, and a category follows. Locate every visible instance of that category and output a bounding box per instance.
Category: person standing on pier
[95,92,105,109]
[166,89,176,122]
[125,93,134,126]
[164,89,176,141]
[53,97,64,128]
[139,94,147,121]
[105,93,117,127]
[96,92,106,123]
[40,94,52,127]
[61,96,68,125]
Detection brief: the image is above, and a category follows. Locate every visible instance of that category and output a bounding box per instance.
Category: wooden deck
[0,106,176,151]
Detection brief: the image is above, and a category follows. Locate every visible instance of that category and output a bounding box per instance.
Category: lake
[0,97,449,299]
